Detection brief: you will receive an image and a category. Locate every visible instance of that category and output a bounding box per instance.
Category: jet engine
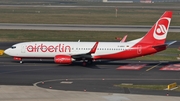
[54,55,73,64]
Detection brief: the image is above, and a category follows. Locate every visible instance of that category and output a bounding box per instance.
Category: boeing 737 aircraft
[4,11,176,65]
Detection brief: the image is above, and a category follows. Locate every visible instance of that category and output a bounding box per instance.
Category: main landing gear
[82,59,93,66]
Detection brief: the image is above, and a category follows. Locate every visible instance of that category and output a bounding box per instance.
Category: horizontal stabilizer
[152,41,176,49]
[165,41,177,46]
[152,44,166,49]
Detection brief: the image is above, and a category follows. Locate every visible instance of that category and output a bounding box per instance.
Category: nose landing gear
[13,57,23,64]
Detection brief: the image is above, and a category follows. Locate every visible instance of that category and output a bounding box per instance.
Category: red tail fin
[138,11,172,45]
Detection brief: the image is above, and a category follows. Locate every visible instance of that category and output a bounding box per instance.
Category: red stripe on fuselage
[94,44,166,60]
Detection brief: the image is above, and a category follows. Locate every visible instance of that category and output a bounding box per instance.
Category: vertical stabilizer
[138,11,172,45]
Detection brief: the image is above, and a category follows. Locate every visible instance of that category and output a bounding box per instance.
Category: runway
[0,56,180,96]
[0,5,180,9]
[0,23,179,32]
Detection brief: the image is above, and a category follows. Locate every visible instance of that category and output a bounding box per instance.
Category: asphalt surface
[0,57,180,96]
[0,23,179,32]
[0,42,180,96]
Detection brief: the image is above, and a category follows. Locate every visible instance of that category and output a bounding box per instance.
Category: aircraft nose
[4,48,10,55]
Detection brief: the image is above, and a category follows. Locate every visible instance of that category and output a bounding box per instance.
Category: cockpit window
[11,46,16,49]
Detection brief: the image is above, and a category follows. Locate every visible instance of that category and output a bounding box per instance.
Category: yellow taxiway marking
[146,63,161,72]
[0,50,4,55]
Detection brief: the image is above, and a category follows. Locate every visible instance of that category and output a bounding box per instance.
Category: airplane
[4,11,176,65]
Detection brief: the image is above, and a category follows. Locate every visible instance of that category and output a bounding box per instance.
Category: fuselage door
[137,45,142,54]
[21,44,26,53]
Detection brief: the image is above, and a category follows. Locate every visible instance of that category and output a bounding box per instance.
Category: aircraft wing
[71,42,99,60]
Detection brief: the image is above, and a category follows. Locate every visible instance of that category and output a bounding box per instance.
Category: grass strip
[0,30,180,42]
[115,84,180,91]
[0,7,179,25]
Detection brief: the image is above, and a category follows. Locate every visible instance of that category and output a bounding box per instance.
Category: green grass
[115,84,180,92]
[115,84,180,91]
[0,30,127,42]
[114,84,180,92]
[133,48,179,61]
[0,7,179,25]
[115,84,167,90]
[0,1,179,25]
[133,54,177,61]
[0,30,180,42]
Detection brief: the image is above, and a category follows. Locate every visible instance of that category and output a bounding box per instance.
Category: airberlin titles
[27,43,71,52]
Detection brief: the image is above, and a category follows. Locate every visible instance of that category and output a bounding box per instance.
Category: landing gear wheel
[82,58,86,66]
[83,62,86,66]
[87,60,93,65]
[20,60,23,64]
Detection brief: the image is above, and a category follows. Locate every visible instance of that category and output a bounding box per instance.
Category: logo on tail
[153,17,170,40]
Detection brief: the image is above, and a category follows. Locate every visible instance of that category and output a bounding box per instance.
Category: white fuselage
[4,40,140,59]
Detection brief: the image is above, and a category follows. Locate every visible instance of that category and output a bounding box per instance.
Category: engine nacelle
[54,55,72,64]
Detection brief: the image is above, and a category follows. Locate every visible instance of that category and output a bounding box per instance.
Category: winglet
[89,42,99,54]
[120,35,128,42]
